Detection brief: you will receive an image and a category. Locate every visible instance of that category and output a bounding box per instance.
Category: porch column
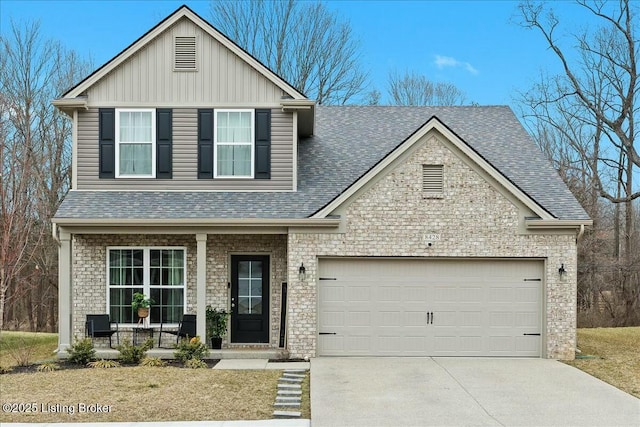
[196,234,207,340]
[58,229,72,353]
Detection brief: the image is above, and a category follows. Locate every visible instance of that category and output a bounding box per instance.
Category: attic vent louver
[174,36,196,70]
[422,164,444,195]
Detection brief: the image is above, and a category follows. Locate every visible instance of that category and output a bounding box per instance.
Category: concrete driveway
[311,358,640,427]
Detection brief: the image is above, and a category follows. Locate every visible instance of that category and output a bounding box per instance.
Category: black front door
[231,255,270,343]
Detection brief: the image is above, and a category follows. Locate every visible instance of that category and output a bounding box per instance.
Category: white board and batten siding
[76,108,294,191]
[318,258,543,357]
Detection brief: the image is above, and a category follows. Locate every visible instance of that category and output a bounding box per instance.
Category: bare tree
[387,70,467,106]
[0,20,91,331]
[518,0,639,325]
[210,0,368,105]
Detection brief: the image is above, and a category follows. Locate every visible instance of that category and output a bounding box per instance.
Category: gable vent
[174,36,196,70]
[422,164,444,194]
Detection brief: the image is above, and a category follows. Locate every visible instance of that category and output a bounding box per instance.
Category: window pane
[251,279,262,297]
[150,250,160,267]
[233,145,251,176]
[238,279,249,296]
[119,111,152,143]
[150,288,184,323]
[120,143,152,175]
[217,145,233,176]
[110,287,142,323]
[238,261,249,279]
[238,296,250,314]
[251,297,262,314]
[251,261,262,278]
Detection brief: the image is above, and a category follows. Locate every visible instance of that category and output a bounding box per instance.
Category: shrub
[116,338,153,365]
[3,334,40,366]
[36,362,60,372]
[184,358,208,369]
[174,336,208,363]
[67,337,96,365]
[141,357,166,367]
[87,359,120,369]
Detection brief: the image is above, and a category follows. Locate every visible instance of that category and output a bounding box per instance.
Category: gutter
[52,217,341,228]
[525,219,593,230]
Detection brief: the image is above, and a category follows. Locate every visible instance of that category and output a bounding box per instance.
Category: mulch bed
[1,359,219,374]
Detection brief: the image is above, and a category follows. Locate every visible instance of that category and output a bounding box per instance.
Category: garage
[317,258,543,357]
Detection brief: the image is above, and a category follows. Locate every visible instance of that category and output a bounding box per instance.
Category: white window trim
[115,108,156,178]
[213,109,254,179]
[106,246,187,327]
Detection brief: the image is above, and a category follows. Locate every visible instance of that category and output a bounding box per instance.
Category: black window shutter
[99,108,115,178]
[197,109,214,179]
[254,109,271,179]
[156,109,173,179]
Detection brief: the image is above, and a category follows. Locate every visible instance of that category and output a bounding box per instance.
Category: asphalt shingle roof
[54,106,589,222]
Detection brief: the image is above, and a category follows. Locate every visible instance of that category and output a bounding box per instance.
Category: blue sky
[1,0,596,106]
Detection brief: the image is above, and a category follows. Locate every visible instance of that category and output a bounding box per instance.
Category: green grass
[0,331,58,368]
[564,327,640,398]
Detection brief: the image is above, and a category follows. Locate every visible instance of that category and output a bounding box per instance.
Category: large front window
[115,109,155,177]
[108,247,185,324]
[214,110,253,178]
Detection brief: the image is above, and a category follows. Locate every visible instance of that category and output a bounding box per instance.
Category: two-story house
[53,5,591,360]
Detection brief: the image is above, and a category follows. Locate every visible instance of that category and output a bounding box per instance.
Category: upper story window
[115,109,156,178]
[214,110,254,178]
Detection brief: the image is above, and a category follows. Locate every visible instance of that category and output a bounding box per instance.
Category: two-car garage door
[318,258,543,357]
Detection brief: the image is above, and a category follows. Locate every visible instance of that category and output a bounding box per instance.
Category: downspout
[577,224,585,242]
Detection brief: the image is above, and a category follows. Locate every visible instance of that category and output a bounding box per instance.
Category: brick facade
[286,134,577,360]
[71,133,578,360]
[72,234,287,347]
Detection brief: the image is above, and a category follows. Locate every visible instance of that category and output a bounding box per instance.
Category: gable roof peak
[55,3,307,101]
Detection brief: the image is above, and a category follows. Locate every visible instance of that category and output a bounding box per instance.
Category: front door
[231,255,270,343]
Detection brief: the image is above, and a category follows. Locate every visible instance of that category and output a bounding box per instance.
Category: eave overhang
[525,219,593,230]
[281,99,316,136]
[52,97,88,116]
[53,217,340,228]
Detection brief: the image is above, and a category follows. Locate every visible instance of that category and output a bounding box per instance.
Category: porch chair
[158,314,197,348]
[85,314,119,348]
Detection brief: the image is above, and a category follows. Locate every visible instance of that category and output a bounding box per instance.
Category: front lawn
[564,327,640,398]
[1,366,281,422]
[1,331,305,422]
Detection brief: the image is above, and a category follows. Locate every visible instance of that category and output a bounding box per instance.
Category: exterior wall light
[558,263,566,276]
[299,263,307,282]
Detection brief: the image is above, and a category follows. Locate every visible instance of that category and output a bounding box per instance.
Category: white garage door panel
[318,259,543,357]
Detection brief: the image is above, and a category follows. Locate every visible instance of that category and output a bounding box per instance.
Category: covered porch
[54,217,339,358]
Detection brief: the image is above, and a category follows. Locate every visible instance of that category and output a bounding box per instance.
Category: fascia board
[526,219,593,229]
[312,118,554,220]
[62,7,306,101]
[52,217,340,228]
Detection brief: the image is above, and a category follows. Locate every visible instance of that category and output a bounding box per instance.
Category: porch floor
[91,347,289,360]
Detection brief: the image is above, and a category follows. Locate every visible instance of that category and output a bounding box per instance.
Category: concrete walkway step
[274,410,302,418]
[276,396,301,402]
[280,377,304,383]
[278,383,302,389]
[278,389,302,396]
[283,373,306,379]
[274,402,301,408]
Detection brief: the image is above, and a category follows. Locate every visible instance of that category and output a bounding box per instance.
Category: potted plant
[206,305,229,349]
[131,292,154,321]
